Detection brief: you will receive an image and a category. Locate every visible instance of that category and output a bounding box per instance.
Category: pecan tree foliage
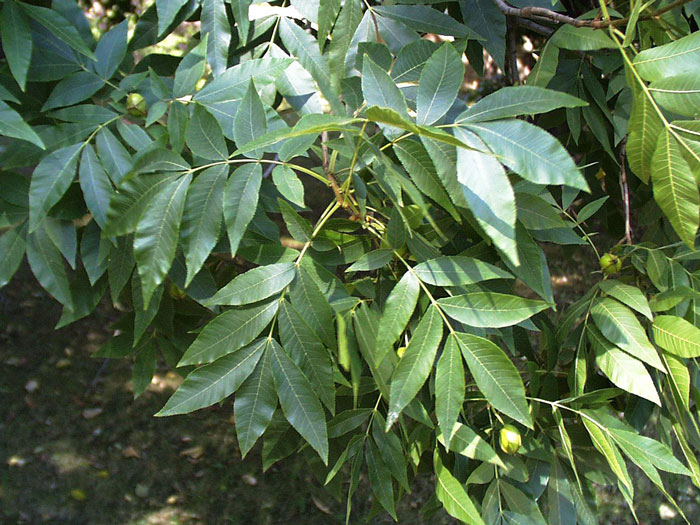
[1,0,700,522]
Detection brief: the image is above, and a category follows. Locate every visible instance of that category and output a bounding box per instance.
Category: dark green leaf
[187,104,228,160]
[224,163,262,257]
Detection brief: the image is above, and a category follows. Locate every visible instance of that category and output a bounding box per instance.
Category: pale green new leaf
[224,164,262,257]
[386,306,443,429]
[590,297,664,371]
[375,271,420,364]
[270,339,329,464]
[181,165,227,286]
[455,332,532,428]
[652,315,700,357]
[417,43,464,125]
[435,334,465,441]
[587,325,660,406]
[134,174,192,308]
[179,298,279,366]
[156,338,266,416]
[651,130,699,248]
[438,292,549,328]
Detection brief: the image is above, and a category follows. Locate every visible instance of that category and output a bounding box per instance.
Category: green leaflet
[277,300,335,413]
[652,315,700,357]
[79,145,112,229]
[156,338,266,416]
[435,334,465,443]
[455,332,532,428]
[465,119,588,191]
[28,143,82,232]
[365,440,397,520]
[413,256,512,286]
[386,306,443,430]
[0,100,44,148]
[590,297,664,371]
[178,297,279,366]
[651,130,700,248]
[206,263,295,307]
[587,325,660,406]
[134,174,192,309]
[180,164,227,286]
[634,31,700,82]
[457,86,586,124]
[375,271,420,364]
[0,224,27,288]
[233,80,268,158]
[186,104,228,160]
[417,43,464,125]
[234,348,277,457]
[224,163,262,257]
[598,279,653,321]
[438,291,549,328]
[269,339,329,464]
[434,452,486,525]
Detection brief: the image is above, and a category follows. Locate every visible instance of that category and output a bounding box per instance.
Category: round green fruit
[599,252,622,275]
[126,92,146,117]
[499,424,522,455]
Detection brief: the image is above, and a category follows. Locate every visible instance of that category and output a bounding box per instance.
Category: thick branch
[491,0,694,30]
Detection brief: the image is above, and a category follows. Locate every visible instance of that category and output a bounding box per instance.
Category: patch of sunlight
[47,441,91,474]
[659,503,677,520]
[127,506,200,525]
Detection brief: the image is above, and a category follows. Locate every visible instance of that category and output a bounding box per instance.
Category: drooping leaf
[289,265,336,349]
[21,3,96,60]
[224,163,262,257]
[454,127,518,265]
[598,279,653,321]
[434,452,486,525]
[386,306,443,429]
[435,334,465,441]
[457,86,586,124]
[417,43,464,125]
[207,263,296,306]
[187,104,228,160]
[652,315,700,357]
[93,20,128,79]
[455,332,532,428]
[1,0,33,90]
[0,100,45,149]
[26,222,72,307]
[587,325,660,406]
[178,298,279,366]
[365,440,397,520]
[234,347,277,457]
[650,130,699,248]
[28,143,82,232]
[157,338,266,416]
[269,339,329,464]
[201,0,231,76]
[0,224,27,288]
[413,256,512,286]
[79,145,112,229]
[438,292,549,328]
[134,174,192,308]
[634,31,700,82]
[375,271,420,364]
[180,164,227,286]
[439,421,504,467]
